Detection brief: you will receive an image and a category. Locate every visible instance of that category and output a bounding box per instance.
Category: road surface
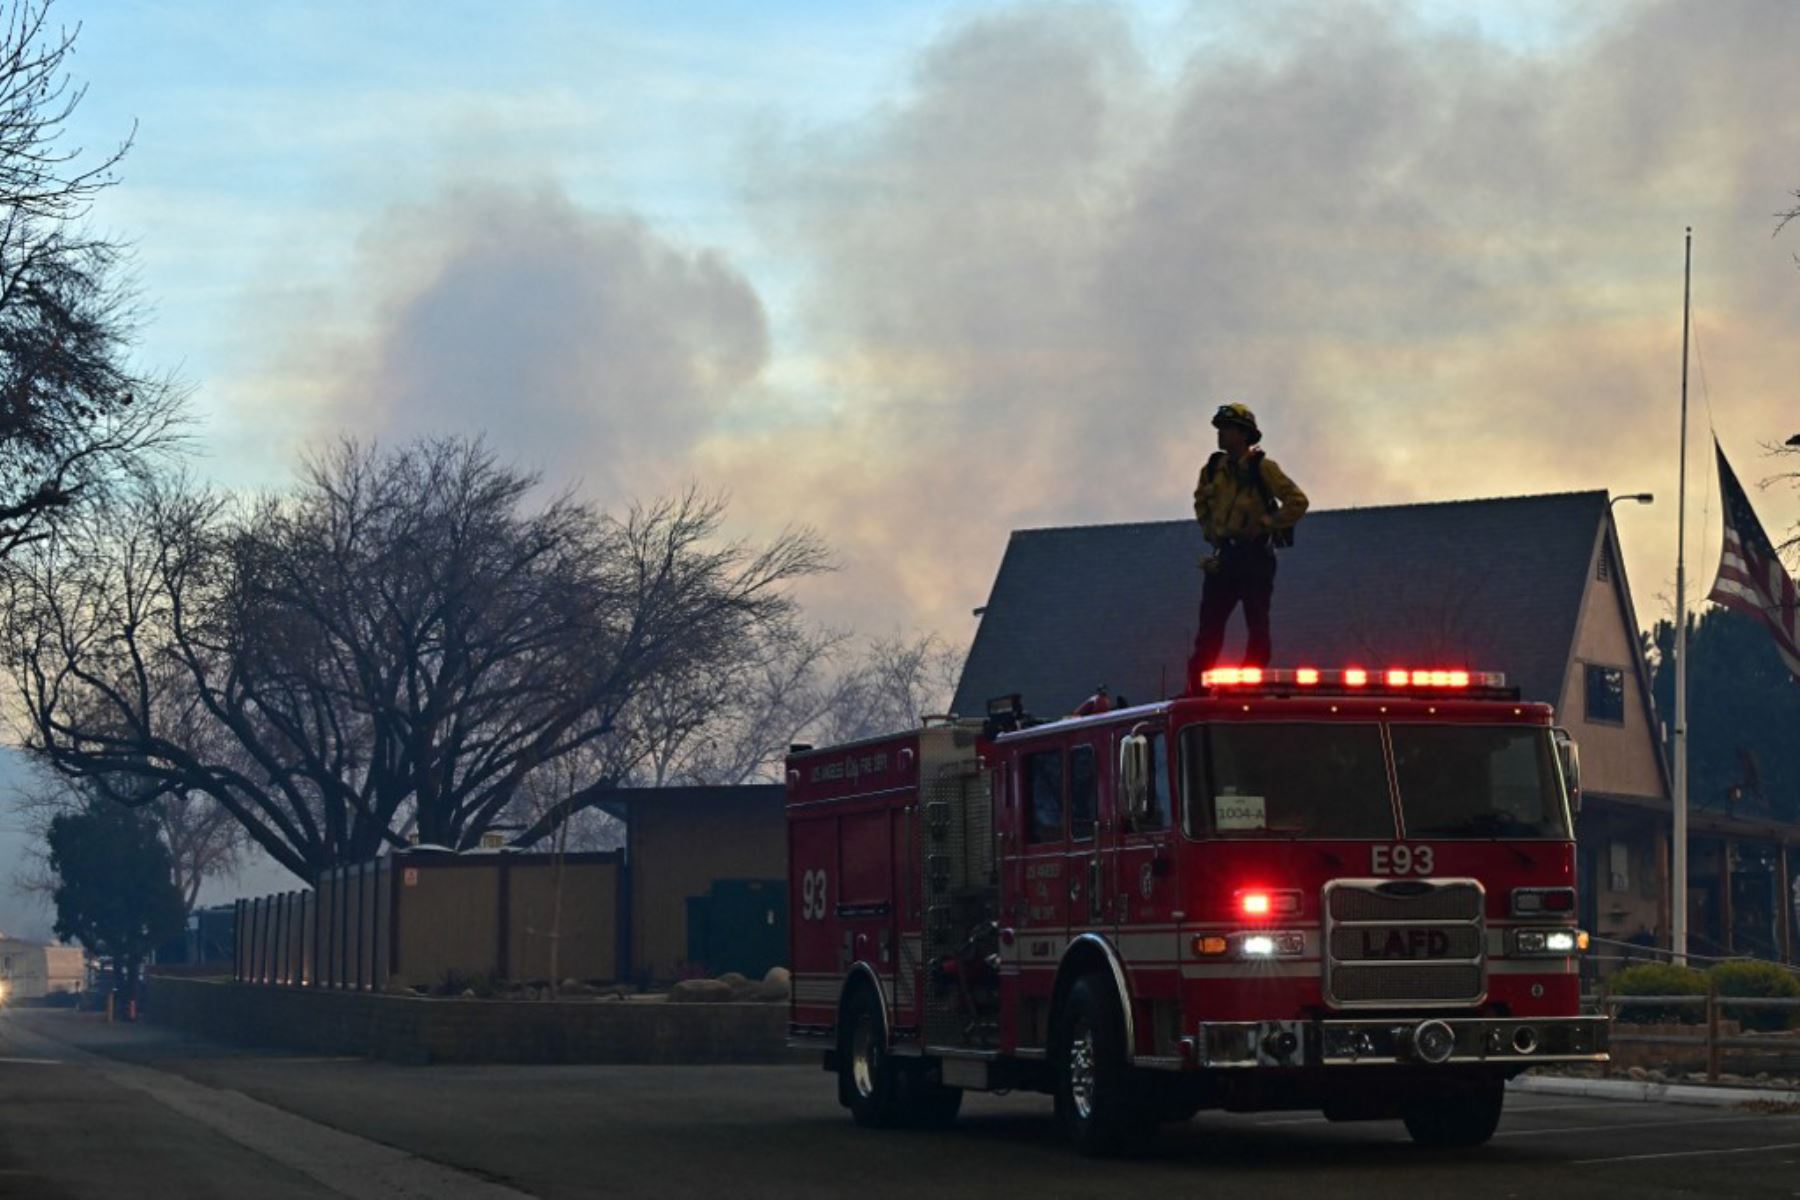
[1,1007,1796,1197]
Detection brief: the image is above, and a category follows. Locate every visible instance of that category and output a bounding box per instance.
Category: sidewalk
[1513,1072,1800,1109]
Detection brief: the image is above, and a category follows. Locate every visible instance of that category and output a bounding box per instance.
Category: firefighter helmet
[1211,402,1262,444]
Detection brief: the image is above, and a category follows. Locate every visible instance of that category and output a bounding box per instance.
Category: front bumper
[1193,1015,1609,1069]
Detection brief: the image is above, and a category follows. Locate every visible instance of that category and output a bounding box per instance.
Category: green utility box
[684,878,788,979]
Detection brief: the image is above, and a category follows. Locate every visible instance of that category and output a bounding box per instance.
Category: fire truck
[786,666,1609,1156]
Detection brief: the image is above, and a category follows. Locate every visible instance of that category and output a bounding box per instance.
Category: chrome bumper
[1193,1015,1609,1069]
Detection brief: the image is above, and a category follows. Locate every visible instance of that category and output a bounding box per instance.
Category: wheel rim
[1068,1020,1097,1121]
[851,1012,879,1099]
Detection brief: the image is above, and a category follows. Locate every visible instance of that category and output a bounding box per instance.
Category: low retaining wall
[147,977,790,1065]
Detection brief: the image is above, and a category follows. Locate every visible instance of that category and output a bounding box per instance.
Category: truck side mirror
[1552,727,1582,817]
[1118,736,1150,823]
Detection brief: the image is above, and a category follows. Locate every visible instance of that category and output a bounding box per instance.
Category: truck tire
[1401,1077,1505,1148]
[839,985,902,1127]
[1053,973,1148,1157]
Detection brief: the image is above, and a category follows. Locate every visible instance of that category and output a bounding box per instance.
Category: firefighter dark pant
[1191,544,1277,674]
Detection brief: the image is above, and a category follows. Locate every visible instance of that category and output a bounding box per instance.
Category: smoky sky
[303,1,1800,639]
[314,184,768,499]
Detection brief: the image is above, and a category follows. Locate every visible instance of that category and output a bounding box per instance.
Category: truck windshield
[1391,724,1571,839]
[1180,723,1394,839]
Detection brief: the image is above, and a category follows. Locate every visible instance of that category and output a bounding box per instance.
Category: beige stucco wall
[1577,808,1665,944]
[1557,537,1667,803]
[630,795,786,983]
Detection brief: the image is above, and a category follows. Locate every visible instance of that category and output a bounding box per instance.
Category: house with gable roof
[952,490,1793,964]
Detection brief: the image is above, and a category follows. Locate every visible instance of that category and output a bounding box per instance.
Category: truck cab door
[1114,726,1176,928]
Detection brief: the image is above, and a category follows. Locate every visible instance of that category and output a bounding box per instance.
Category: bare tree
[600,628,968,791]
[0,1,183,559]
[4,438,826,881]
[616,621,849,787]
[1779,188,1800,265]
[1765,438,1800,567]
[807,632,966,747]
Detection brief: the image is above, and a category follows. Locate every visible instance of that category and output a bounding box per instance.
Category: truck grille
[1329,926,1484,961]
[1328,881,1482,923]
[1330,964,1485,1004]
[1323,879,1485,1009]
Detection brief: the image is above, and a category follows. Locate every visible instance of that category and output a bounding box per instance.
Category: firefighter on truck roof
[1189,402,1308,680]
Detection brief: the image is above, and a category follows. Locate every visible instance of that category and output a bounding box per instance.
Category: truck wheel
[839,986,901,1127]
[1054,974,1146,1157]
[1402,1077,1505,1148]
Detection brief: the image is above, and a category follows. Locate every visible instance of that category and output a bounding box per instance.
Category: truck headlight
[1513,928,1583,956]
[1238,931,1305,958]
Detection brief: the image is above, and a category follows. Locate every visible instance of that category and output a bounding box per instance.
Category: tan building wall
[629,793,786,983]
[506,860,619,983]
[1556,535,1666,803]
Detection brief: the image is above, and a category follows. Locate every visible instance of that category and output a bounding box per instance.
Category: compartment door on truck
[837,806,902,1004]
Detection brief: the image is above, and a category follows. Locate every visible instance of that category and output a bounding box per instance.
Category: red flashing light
[1199,666,1505,693]
[1234,888,1303,918]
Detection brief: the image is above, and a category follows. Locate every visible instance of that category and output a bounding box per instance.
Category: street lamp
[1610,492,1654,512]
[1787,434,1800,447]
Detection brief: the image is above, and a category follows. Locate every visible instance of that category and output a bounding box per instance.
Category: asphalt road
[2,1007,1799,1198]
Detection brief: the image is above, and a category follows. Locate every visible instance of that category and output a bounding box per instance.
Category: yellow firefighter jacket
[1193,450,1309,547]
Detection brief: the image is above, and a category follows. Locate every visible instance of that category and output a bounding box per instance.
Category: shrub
[1605,963,1709,1024]
[1710,960,1800,1032]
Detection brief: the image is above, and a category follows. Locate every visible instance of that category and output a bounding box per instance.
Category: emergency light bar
[1199,666,1508,693]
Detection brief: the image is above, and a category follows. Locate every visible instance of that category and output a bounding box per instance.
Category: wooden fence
[1602,988,1800,1083]
[234,851,622,991]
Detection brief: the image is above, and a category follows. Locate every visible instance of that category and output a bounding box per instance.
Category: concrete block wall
[146,976,790,1065]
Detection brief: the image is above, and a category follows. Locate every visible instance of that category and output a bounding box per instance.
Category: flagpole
[1673,227,1692,966]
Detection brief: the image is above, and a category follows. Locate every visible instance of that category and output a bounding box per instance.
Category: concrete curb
[1511,1073,1800,1108]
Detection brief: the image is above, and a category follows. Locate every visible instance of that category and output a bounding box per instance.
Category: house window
[1584,664,1625,724]
[1597,538,1611,582]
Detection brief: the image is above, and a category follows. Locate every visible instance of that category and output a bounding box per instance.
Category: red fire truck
[786,666,1608,1155]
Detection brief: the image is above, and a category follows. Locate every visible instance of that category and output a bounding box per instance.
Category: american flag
[1706,440,1800,681]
